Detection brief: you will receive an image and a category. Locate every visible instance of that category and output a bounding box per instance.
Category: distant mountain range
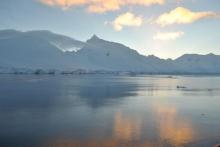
[0,29,220,74]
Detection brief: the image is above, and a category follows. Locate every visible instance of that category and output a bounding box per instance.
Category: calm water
[0,75,220,147]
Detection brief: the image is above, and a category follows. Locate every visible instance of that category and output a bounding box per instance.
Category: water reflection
[155,104,194,146]
[76,79,139,108]
[42,110,152,147]
[43,104,195,147]
[0,75,63,109]
[113,112,141,141]
[43,139,157,147]
[1,75,220,147]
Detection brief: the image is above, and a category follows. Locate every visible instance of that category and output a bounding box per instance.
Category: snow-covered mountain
[0,29,220,74]
[0,30,85,52]
[75,35,159,72]
[25,30,85,52]
[0,33,71,69]
[174,53,220,73]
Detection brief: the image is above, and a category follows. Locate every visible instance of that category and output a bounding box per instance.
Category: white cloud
[40,0,165,13]
[155,7,220,26]
[153,31,184,41]
[112,12,142,31]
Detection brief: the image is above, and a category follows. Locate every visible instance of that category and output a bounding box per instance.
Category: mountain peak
[207,53,215,56]
[87,34,101,42]
[92,34,99,39]
[91,34,100,40]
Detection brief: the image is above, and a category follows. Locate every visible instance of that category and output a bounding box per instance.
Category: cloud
[87,0,121,13]
[40,0,165,13]
[155,7,220,26]
[153,31,184,41]
[40,0,88,10]
[111,12,142,31]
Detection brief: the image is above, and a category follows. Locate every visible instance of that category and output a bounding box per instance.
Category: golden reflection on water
[43,104,194,147]
[155,104,194,146]
[113,112,141,141]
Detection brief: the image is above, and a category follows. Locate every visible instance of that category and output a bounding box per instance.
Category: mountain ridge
[0,29,220,74]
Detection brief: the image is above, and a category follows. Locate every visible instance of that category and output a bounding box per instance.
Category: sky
[0,0,220,59]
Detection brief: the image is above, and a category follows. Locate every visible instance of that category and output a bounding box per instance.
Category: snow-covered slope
[0,30,23,39]
[0,30,85,52]
[25,30,85,52]
[0,29,220,74]
[174,53,220,73]
[75,35,158,72]
[0,34,74,69]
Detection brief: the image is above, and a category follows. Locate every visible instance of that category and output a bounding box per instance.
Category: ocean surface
[0,75,220,147]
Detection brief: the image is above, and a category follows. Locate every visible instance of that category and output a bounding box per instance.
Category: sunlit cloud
[155,7,220,26]
[87,0,120,13]
[111,12,142,31]
[153,31,184,41]
[40,0,165,13]
[40,0,88,10]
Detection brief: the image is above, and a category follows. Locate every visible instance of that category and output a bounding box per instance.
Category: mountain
[0,30,83,69]
[25,30,85,52]
[174,53,220,73]
[75,35,158,72]
[0,29,85,52]
[0,30,22,39]
[0,29,220,74]
[0,33,69,69]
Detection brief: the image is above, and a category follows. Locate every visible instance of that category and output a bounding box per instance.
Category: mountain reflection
[76,77,139,108]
